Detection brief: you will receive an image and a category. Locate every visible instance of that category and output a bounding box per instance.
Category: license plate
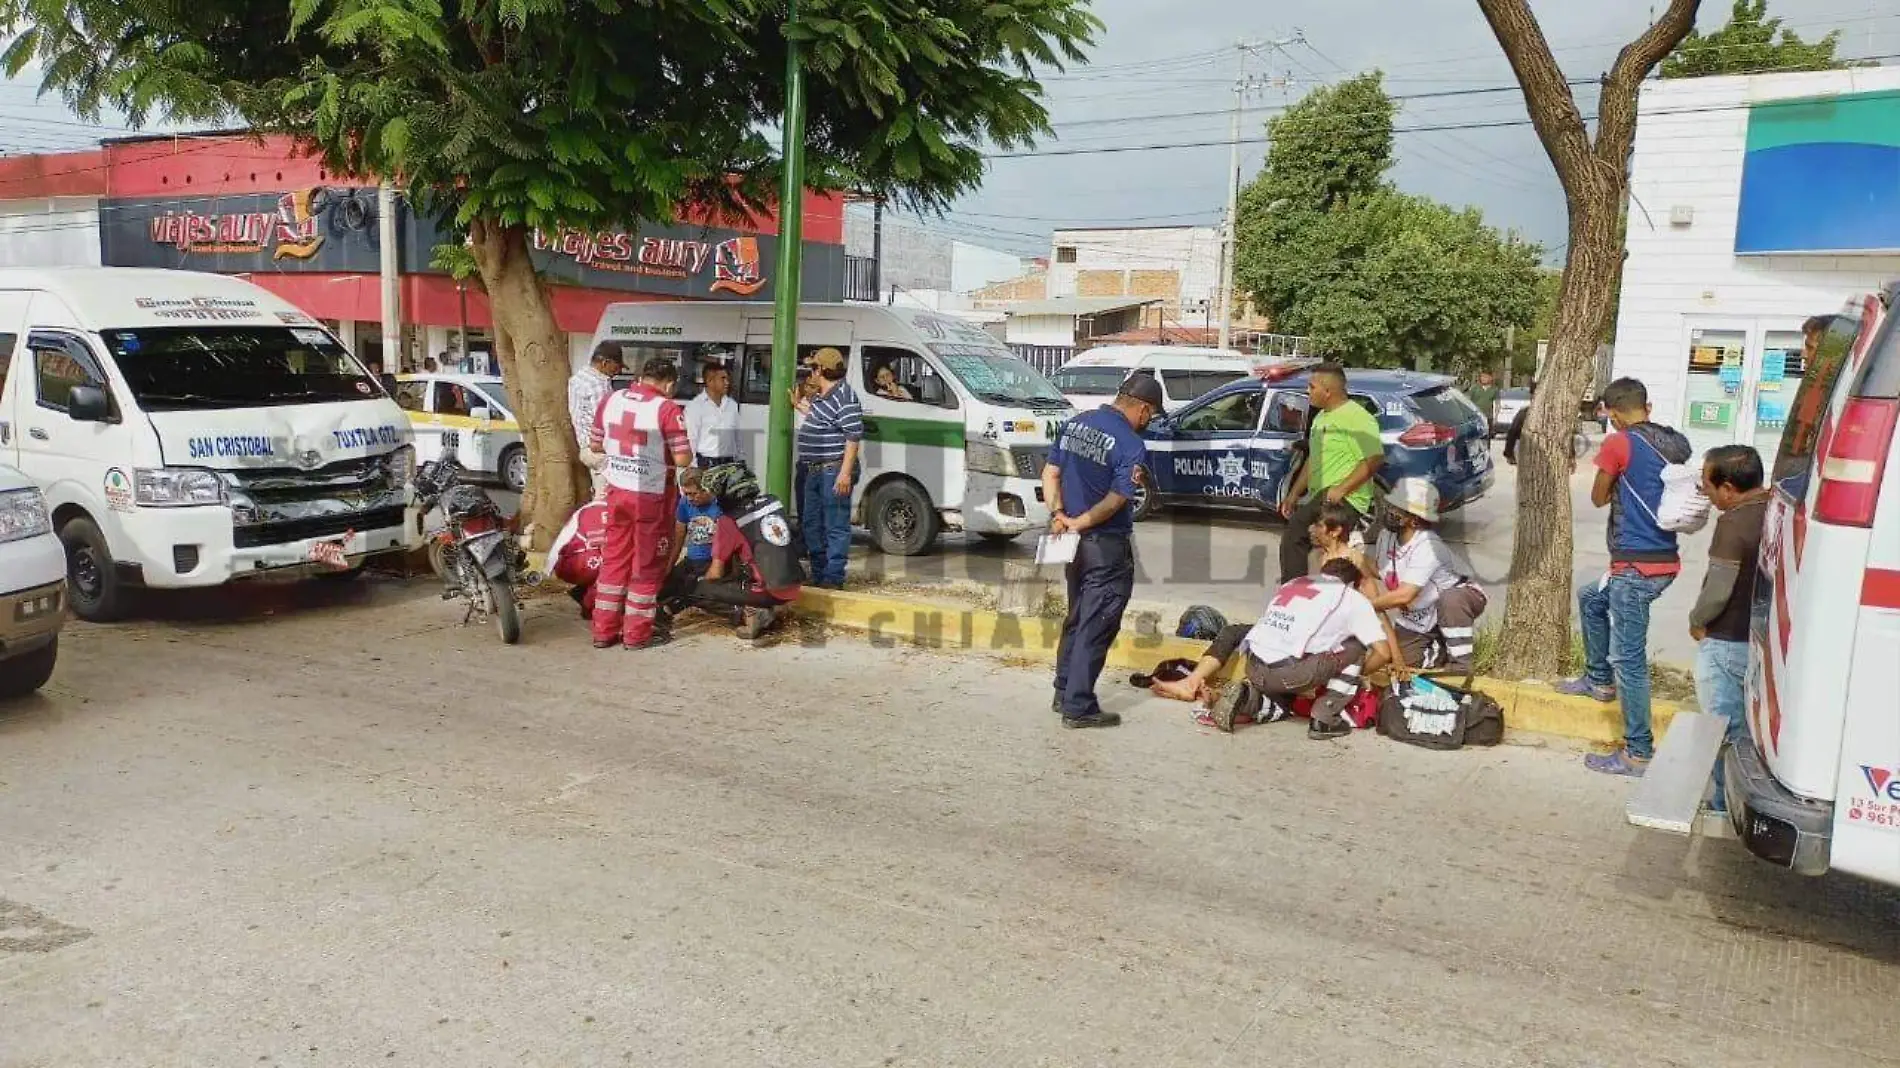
[13,590,60,622]
[306,533,355,570]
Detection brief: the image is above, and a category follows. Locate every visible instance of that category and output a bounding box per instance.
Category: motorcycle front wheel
[488,576,523,645]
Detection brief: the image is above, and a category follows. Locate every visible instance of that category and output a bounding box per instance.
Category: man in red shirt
[588,356,692,650]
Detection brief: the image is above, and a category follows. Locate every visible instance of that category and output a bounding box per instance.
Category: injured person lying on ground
[1365,477,1487,674]
[1152,557,1404,736]
[656,463,805,640]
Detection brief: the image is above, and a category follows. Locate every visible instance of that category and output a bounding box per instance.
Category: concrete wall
[1005,313,1079,348]
[1611,67,1900,435]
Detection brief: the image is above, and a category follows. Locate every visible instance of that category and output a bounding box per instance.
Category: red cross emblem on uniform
[1271,577,1323,609]
[605,404,648,454]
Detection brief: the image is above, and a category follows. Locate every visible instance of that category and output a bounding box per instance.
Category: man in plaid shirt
[568,344,623,495]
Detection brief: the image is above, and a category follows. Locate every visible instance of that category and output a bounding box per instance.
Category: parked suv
[0,462,64,698]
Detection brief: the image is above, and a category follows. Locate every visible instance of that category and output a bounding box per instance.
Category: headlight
[134,467,226,507]
[965,440,1016,477]
[384,445,417,489]
[0,486,53,544]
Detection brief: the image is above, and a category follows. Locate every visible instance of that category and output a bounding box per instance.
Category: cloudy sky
[0,0,1893,263]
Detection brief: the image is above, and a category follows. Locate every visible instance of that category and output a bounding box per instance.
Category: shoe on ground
[592,636,621,650]
[1308,718,1352,740]
[1555,677,1617,703]
[1052,695,1062,716]
[741,606,779,640]
[1583,748,1650,777]
[1062,711,1123,729]
[625,633,673,651]
[1208,684,1248,734]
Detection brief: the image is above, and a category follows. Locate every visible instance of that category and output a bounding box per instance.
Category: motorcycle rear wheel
[489,577,522,645]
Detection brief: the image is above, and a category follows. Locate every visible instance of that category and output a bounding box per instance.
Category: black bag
[1376,671,1505,751]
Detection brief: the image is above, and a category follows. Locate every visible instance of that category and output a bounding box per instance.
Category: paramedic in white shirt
[1368,478,1488,673]
[1153,557,1400,737]
[568,344,623,494]
[684,356,742,468]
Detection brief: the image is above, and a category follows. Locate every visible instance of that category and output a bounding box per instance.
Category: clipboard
[1035,532,1079,566]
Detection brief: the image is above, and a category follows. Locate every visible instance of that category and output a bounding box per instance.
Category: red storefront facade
[0,133,848,370]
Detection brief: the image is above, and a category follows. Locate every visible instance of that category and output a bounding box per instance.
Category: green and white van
[587,302,1074,555]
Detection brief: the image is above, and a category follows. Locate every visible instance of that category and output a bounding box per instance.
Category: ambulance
[588,302,1073,554]
[0,268,421,621]
[1634,284,1900,887]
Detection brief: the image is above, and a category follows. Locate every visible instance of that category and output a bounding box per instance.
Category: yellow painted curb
[795,586,1679,745]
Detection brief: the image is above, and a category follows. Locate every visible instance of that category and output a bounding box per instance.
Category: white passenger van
[1049,345,1257,414]
[1633,285,1900,888]
[0,268,420,621]
[589,302,1073,554]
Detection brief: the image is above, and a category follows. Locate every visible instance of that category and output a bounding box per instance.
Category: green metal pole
[765,0,808,502]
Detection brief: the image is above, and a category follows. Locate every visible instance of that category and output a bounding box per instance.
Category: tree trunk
[468,218,588,549]
[1478,0,1700,678]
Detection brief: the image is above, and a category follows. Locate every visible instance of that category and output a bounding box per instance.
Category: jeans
[1695,637,1750,810]
[800,461,853,587]
[1054,533,1136,719]
[1577,570,1676,759]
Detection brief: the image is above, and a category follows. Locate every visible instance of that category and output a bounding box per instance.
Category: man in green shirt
[1277,363,1384,582]
[1466,369,1500,433]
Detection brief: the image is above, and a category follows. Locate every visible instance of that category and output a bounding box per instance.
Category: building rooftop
[1001,297,1160,317]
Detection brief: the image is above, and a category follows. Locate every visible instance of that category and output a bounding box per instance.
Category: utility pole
[765,0,809,502]
[1216,34,1300,353]
[378,183,401,373]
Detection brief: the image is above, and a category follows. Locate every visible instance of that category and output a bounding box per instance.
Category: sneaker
[1308,718,1352,740]
[591,636,621,650]
[625,632,673,651]
[741,606,779,640]
[1583,748,1650,777]
[1062,711,1123,729]
[1208,684,1247,734]
[1555,677,1617,703]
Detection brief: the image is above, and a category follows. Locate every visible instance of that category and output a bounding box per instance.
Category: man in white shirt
[1153,557,1399,737]
[568,344,623,495]
[1368,478,1487,673]
[684,357,742,468]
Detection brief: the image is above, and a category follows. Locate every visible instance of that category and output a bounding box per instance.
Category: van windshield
[1050,366,1129,396]
[100,326,378,411]
[929,344,1069,409]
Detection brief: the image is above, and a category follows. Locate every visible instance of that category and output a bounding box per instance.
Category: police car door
[1161,386,1265,503]
[1257,390,1310,510]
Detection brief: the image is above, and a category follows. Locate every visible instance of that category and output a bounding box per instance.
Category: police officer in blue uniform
[1042,372,1162,728]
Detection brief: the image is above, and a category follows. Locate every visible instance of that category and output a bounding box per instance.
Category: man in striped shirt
[795,347,863,588]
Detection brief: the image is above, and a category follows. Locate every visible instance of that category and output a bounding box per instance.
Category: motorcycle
[413,451,536,644]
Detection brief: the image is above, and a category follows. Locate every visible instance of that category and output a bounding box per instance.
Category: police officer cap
[1118,372,1165,409]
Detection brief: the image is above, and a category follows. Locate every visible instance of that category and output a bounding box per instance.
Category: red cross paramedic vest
[1242,577,1351,663]
[598,389,673,494]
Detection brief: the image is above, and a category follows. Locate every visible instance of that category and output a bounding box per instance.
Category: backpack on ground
[1628,426,1710,534]
[1376,675,1505,751]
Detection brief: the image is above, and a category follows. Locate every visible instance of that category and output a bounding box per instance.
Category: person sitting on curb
[658,464,806,640]
[1151,557,1401,737]
[1365,478,1488,675]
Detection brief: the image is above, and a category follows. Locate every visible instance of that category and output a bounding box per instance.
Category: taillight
[1814,397,1898,527]
[1397,422,1458,447]
[460,513,498,535]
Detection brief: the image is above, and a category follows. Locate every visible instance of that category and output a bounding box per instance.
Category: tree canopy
[1662,0,1852,78]
[1232,73,1543,374]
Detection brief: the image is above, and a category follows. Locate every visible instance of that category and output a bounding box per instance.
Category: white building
[1611,66,1900,460]
[1047,225,1223,325]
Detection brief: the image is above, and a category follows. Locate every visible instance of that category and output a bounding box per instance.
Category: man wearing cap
[796,347,864,589]
[684,355,742,468]
[1367,477,1487,673]
[1041,372,1162,729]
[569,343,624,496]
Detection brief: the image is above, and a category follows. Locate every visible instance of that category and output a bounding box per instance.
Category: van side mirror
[68,385,112,423]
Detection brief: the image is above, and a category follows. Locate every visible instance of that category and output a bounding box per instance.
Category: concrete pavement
[848,444,1714,668]
[4,584,1896,1067]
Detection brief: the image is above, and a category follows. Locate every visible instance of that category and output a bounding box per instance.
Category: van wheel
[1130,464,1159,521]
[500,445,528,493]
[0,638,57,698]
[59,516,128,623]
[868,479,940,556]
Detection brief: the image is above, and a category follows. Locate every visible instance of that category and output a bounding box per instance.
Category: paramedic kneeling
[1367,478,1487,674]
[1156,558,1399,736]
[686,464,806,640]
[1043,372,1161,729]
